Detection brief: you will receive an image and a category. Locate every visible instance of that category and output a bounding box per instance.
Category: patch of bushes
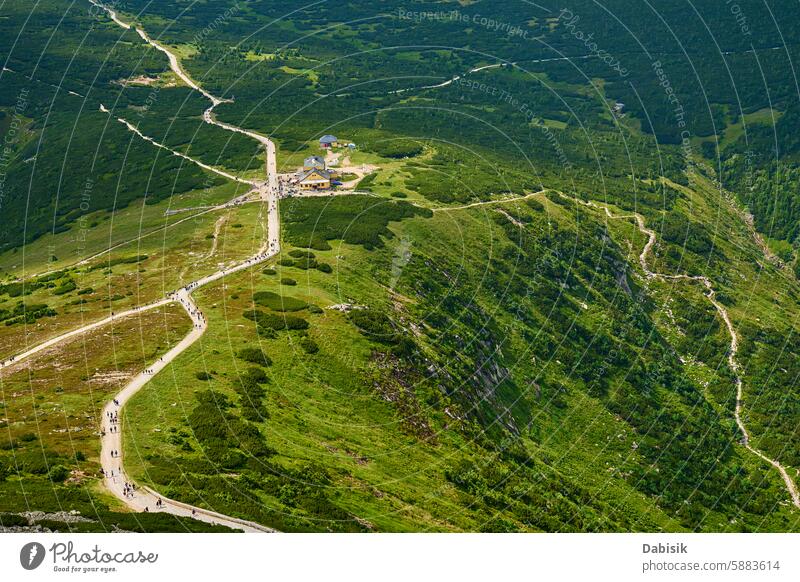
[368,140,423,159]
[53,279,77,295]
[195,371,213,381]
[355,173,377,191]
[348,309,398,341]
[278,251,333,274]
[253,291,307,312]
[281,278,297,286]
[348,309,416,356]
[300,337,319,354]
[234,367,272,422]
[237,347,272,367]
[0,303,56,326]
[281,195,432,251]
[525,198,545,212]
[0,281,40,297]
[245,309,310,332]
[48,465,70,482]
[0,513,28,527]
[188,390,275,466]
[659,212,714,255]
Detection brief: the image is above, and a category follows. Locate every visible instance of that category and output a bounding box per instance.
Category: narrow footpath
[585,197,800,508]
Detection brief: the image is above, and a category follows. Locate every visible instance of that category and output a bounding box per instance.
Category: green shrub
[195,371,213,381]
[262,268,277,275]
[245,309,309,332]
[0,513,28,527]
[237,347,272,367]
[290,257,319,270]
[281,278,297,286]
[659,212,713,255]
[243,367,269,384]
[48,465,70,483]
[315,262,333,274]
[253,291,307,312]
[348,309,402,345]
[355,173,377,191]
[368,140,423,159]
[300,337,319,354]
[53,280,77,295]
[0,303,56,326]
[525,198,545,212]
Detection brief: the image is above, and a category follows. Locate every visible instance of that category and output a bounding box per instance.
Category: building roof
[304,155,325,166]
[319,134,338,144]
[297,168,332,183]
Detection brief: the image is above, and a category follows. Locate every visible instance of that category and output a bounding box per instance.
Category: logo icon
[20,542,46,570]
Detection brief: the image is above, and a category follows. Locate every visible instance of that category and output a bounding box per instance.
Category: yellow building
[295,168,332,190]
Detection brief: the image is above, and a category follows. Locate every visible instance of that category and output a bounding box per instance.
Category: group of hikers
[122,481,137,499]
[143,498,164,512]
[104,410,119,434]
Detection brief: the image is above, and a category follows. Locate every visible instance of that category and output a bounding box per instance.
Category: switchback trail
[426,187,800,507]
[578,196,800,508]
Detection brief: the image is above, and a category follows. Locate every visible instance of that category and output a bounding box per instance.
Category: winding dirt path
[387,55,598,96]
[108,110,258,186]
[582,197,800,508]
[100,289,274,532]
[10,1,795,529]
[75,0,281,531]
[432,189,547,212]
[0,300,170,372]
[455,188,800,507]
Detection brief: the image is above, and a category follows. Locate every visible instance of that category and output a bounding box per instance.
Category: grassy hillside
[3,0,800,533]
[120,185,800,532]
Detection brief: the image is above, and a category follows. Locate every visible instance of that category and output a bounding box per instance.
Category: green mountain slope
[2,0,800,532]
